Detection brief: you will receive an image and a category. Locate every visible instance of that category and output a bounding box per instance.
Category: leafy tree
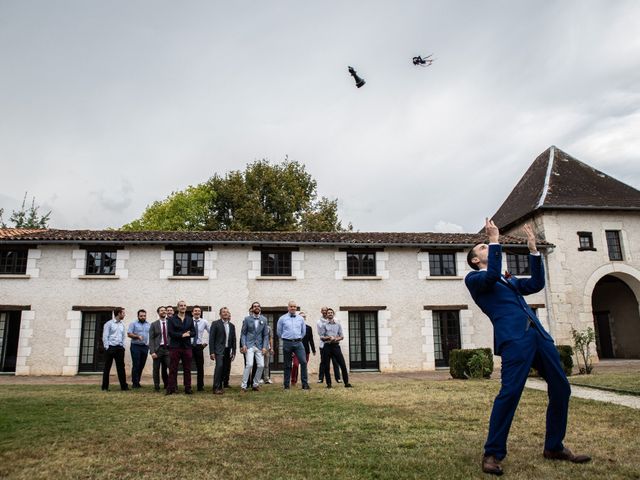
[123,159,350,232]
[0,192,51,228]
[122,185,214,231]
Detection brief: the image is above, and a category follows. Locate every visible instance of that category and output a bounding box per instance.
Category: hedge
[529,344,574,377]
[449,348,494,379]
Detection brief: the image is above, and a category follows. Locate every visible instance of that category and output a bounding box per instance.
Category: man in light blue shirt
[101,307,129,391]
[277,300,310,390]
[127,309,151,389]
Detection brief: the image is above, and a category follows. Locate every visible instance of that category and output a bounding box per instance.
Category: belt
[284,338,302,342]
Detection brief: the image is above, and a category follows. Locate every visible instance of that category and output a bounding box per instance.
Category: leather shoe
[482,455,503,476]
[302,384,310,390]
[252,386,260,392]
[543,447,591,463]
[213,389,223,395]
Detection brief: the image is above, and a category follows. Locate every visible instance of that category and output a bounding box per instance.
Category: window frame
[428,251,457,276]
[173,250,206,277]
[346,251,377,276]
[85,249,118,276]
[506,252,531,276]
[0,247,28,275]
[577,231,596,251]
[260,250,292,277]
[605,230,623,261]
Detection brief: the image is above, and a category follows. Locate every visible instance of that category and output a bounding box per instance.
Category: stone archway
[584,265,640,359]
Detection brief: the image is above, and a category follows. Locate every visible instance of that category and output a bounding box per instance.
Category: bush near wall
[449,348,494,379]
[529,344,574,377]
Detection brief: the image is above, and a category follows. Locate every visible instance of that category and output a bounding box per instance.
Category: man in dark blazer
[209,306,237,394]
[149,306,170,391]
[466,219,590,476]
[166,300,196,395]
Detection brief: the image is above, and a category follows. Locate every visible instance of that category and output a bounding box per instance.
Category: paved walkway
[525,377,640,410]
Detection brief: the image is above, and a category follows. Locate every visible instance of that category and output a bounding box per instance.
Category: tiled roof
[0,228,548,248]
[491,146,640,230]
[0,228,46,239]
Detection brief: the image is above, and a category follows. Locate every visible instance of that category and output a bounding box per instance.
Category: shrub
[449,348,494,379]
[556,344,574,376]
[572,327,595,374]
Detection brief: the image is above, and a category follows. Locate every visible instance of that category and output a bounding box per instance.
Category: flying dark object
[412,54,434,67]
[348,66,366,88]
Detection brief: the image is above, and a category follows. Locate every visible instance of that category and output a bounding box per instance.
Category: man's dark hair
[165,305,174,310]
[192,305,201,311]
[137,309,146,316]
[467,243,484,271]
[326,308,335,314]
[156,306,165,313]
[113,307,124,317]
[219,306,228,315]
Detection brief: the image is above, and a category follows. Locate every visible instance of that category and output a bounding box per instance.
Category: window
[261,251,291,276]
[429,252,457,276]
[86,250,117,275]
[432,310,461,367]
[606,230,623,261]
[0,248,28,274]
[174,251,205,276]
[506,252,530,276]
[577,232,595,251]
[347,252,376,276]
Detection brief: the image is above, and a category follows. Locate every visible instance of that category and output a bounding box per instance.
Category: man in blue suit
[466,219,590,476]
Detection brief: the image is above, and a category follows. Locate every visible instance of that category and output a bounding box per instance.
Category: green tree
[122,159,350,232]
[0,192,51,228]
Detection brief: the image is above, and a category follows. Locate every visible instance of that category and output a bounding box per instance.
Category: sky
[1,1,639,233]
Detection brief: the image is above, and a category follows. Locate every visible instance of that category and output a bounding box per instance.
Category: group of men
[101,299,352,394]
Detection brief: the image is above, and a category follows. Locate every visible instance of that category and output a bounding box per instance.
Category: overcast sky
[1,1,639,233]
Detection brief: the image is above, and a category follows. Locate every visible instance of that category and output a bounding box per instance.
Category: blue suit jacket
[240,315,270,350]
[465,244,553,355]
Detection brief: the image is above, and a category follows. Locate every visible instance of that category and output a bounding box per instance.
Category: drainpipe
[542,247,556,340]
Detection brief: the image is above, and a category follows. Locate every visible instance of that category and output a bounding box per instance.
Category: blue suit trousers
[485,326,571,459]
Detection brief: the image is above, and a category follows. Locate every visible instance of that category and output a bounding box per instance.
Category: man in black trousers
[101,307,129,391]
[209,307,237,394]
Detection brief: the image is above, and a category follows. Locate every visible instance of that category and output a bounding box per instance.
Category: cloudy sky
[1,1,639,233]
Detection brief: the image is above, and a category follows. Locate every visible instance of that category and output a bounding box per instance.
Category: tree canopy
[122,159,350,232]
[0,192,51,229]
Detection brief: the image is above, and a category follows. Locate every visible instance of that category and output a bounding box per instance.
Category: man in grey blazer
[240,302,270,392]
[149,306,171,391]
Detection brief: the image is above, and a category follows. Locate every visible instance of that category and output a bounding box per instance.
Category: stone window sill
[425,276,463,281]
[342,276,383,281]
[168,276,209,280]
[256,276,296,281]
[0,274,31,279]
[79,275,120,280]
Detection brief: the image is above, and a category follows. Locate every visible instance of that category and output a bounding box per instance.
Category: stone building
[0,146,638,376]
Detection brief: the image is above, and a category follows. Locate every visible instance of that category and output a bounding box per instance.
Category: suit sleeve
[149,323,158,354]
[513,253,545,295]
[209,323,216,355]
[231,325,237,355]
[167,318,182,340]
[240,319,248,348]
[307,326,316,354]
[465,243,502,293]
[262,319,269,348]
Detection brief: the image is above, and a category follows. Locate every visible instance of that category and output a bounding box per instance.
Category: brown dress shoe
[543,447,591,463]
[482,455,503,476]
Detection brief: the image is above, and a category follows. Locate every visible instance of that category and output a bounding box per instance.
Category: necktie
[162,321,167,346]
[194,320,199,345]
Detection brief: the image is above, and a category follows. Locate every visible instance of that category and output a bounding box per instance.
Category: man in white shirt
[101,307,129,391]
[191,305,210,392]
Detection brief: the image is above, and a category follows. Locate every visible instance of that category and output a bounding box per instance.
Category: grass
[1,379,639,479]
[569,371,640,395]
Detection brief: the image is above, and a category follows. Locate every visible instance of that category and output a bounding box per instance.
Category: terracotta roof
[491,146,640,230]
[0,228,549,248]
[0,228,46,239]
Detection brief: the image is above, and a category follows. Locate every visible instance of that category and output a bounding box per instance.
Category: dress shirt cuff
[530,251,541,256]
[489,242,500,245]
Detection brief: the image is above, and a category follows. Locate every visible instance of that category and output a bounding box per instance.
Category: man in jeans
[101,307,129,391]
[277,300,310,390]
[240,302,269,392]
[127,309,150,389]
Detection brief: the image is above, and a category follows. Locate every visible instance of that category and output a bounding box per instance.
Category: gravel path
[525,377,640,410]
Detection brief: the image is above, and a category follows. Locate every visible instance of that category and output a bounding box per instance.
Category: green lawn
[1,380,639,479]
[569,371,640,395]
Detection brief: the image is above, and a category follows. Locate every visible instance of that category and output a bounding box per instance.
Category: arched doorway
[591,275,640,359]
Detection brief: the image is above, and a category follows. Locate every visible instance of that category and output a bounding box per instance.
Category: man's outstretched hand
[523,223,538,253]
[485,218,499,243]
